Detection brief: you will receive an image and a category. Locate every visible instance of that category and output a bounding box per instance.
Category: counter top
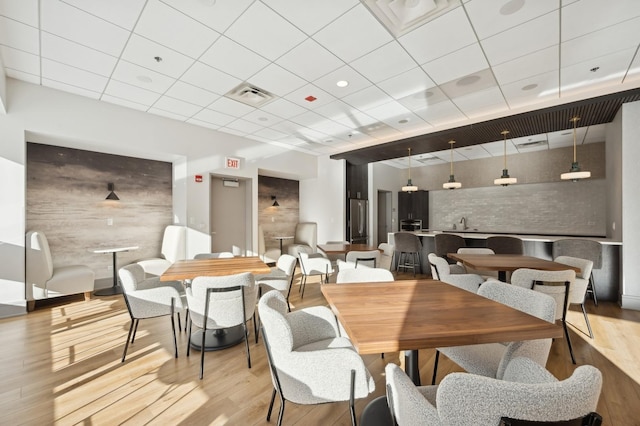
[393,230,621,246]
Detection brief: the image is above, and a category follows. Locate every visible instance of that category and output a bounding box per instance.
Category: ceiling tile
[482,11,559,66]
[342,85,394,111]
[164,81,220,107]
[5,67,39,83]
[314,4,393,63]
[134,0,220,58]
[377,67,435,100]
[465,0,559,40]
[492,46,558,86]
[313,65,371,98]
[41,32,117,77]
[224,2,307,61]
[186,118,220,130]
[0,0,38,26]
[181,61,241,95]
[547,127,578,149]
[363,99,411,122]
[382,112,429,133]
[159,0,254,33]
[422,43,488,85]
[414,100,466,127]
[0,45,39,75]
[42,58,109,93]
[562,0,640,41]
[40,0,129,56]
[62,0,146,30]
[192,107,236,126]
[263,0,358,35]
[283,83,337,109]
[501,70,559,108]
[152,95,202,117]
[199,36,270,82]
[350,41,418,83]
[241,109,284,127]
[104,79,161,106]
[102,93,148,111]
[456,144,492,160]
[111,60,176,93]
[121,34,195,78]
[452,86,507,118]
[481,140,519,157]
[397,86,449,111]
[561,48,637,95]
[253,127,289,141]
[249,63,307,97]
[399,6,476,64]
[0,15,39,54]
[439,68,498,99]
[276,38,344,82]
[42,78,101,99]
[226,118,264,133]
[260,98,308,119]
[208,96,255,117]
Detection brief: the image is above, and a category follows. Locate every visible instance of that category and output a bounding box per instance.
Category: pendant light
[561,116,591,181]
[442,140,461,189]
[402,147,418,192]
[494,130,517,186]
[105,183,120,200]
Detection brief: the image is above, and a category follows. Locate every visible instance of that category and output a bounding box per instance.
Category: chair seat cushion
[438,343,507,378]
[35,265,95,299]
[136,258,172,277]
[296,336,355,352]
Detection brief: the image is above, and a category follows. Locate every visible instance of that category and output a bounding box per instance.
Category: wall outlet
[271,217,275,222]
[107,218,113,226]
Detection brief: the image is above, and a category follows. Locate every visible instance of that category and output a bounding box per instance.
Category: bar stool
[487,236,524,255]
[553,239,602,306]
[434,233,465,264]
[393,232,422,276]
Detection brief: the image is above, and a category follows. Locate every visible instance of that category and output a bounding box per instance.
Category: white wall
[369,162,405,244]
[621,100,640,309]
[0,78,324,318]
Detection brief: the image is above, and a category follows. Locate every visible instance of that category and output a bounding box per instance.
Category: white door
[210,177,250,256]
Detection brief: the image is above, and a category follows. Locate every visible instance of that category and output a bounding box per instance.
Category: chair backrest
[393,232,421,253]
[337,268,394,283]
[487,236,524,255]
[161,225,186,263]
[458,247,495,255]
[378,243,395,270]
[276,254,298,277]
[428,253,451,279]
[118,263,146,293]
[298,252,331,275]
[434,233,465,263]
[294,222,317,252]
[554,256,593,304]
[26,231,54,285]
[510,269,576,320]
[478,280,557,323]
[187,272,257,328]
[552,239,602,269]
[345,250,380,268]
[194,252,234,259]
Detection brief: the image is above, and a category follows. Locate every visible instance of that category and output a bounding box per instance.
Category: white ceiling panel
[0,15,39,54]
[453,86,507,118]
[121,34,195,78]
[501,70,560,108]
[363,100,411,122]
[103,79,162,106]
[263,0,358,36]
[192,108,237,127]
[332,109,378,129]
[43,78,101,99]
[242,109,284,127]
[152,95,202,117]
[313,65,371,98]
[342,85,394,111]
[276,38,344,82]
[465,0,559,40]
[398,6,476,65]
[456,144,492,160]
[249,63,307,97]
[583,124,606,143]
[134,0,220,59]
[62,0,146,30]
[414,100,466,126]
[6,68,39,83]
[41,32,117,77]
[159,0,254,33]
[224,2,306,61]
[0,45,39,75]
[111,60,175,93]
[562,0,640,41]
[492,46,558,86]
[439,68,498,99]
[397,86,449,110]
[253,127,289,141]
[260,98,307,119]
[186,118,220,130]
[226,118,264,133]
[148,107,188,121]
[481,11,559,66]
[283,83,337,109]
[40,0,129,56]
[0,0,38,26]
[377,67,436,100]
[181,61,241,95]
[199,36,270,82]
[42,58,108,93]
[350,41,417,83]
[164,81,219,107]
[208,96,255,117]
[561,48,637,95]
[481,140,519,157]
[314,4,393,63]
[422,43,488,85]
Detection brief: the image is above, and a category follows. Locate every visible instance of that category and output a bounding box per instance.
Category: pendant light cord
[571,116,579,163]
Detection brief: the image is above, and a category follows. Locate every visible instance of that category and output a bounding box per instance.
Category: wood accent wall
[26,143,173,282]
[258,176,299,252]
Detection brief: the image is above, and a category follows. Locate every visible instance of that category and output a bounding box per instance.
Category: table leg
[498,270,507,282]
[405,350,421,386]
[279,239,283,253]
[94,252,124,296]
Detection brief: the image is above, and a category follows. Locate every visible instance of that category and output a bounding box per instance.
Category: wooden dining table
[447,253,581,282]
[160,256,270,351]
[317,243,381,255]
[321,279,562,385]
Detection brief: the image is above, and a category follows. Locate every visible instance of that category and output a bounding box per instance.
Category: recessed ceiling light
[398,118,409,124]
[137,75,152,83]
[522,83,538,91]
[590,66,600,72]
[336,80,349,87]
[258,117,269,122]
[153,56,162,63]
[456,75,481,87]
[500,0,525,16]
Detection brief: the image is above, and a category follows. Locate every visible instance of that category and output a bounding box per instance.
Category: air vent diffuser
[225,83,275,107]
[516,140,548,148]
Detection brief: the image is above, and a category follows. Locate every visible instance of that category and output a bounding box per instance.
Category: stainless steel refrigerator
[348,199,368,244]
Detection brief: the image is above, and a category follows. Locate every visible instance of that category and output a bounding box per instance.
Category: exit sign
[225,157,240,169]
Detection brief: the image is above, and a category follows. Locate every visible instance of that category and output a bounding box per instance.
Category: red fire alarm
[195,175,203,183]
[305,95,317,102]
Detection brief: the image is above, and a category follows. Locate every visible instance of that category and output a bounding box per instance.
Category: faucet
[460,217,468,230]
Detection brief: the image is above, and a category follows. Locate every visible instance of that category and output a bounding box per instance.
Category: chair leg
[199,327,206,379]
[243,322,252,369]
[186,320,192,357]
[122,319,135,363]
[589,273,599,306]
[563,320,576,364]
[131,319,139,343]
[276,395,285,426]
[170,315,178,359]
[254,313,260,343]
[266,388,277,421]
[581,303,594,339]
[349,369,357,426]
[431,350,440,385]
[300,276,307,299]
[184,309,189,332]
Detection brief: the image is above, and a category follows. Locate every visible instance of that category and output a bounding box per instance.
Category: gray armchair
[428,253,484,293]
[386,357,602,425]
[432,280,556,383]
[258,290,375,426]
[118,263,185,362]
[136,225,186,277]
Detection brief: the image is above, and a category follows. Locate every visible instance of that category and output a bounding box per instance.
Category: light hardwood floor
[2,270,639,425]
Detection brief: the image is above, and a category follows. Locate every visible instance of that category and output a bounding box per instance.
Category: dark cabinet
[398,190,429,230]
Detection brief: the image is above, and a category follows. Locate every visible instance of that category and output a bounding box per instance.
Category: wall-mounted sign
[225,157,240,169]
[195,175,203,183]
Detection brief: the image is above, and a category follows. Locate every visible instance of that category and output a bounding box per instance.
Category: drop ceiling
[1,0,640,163]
